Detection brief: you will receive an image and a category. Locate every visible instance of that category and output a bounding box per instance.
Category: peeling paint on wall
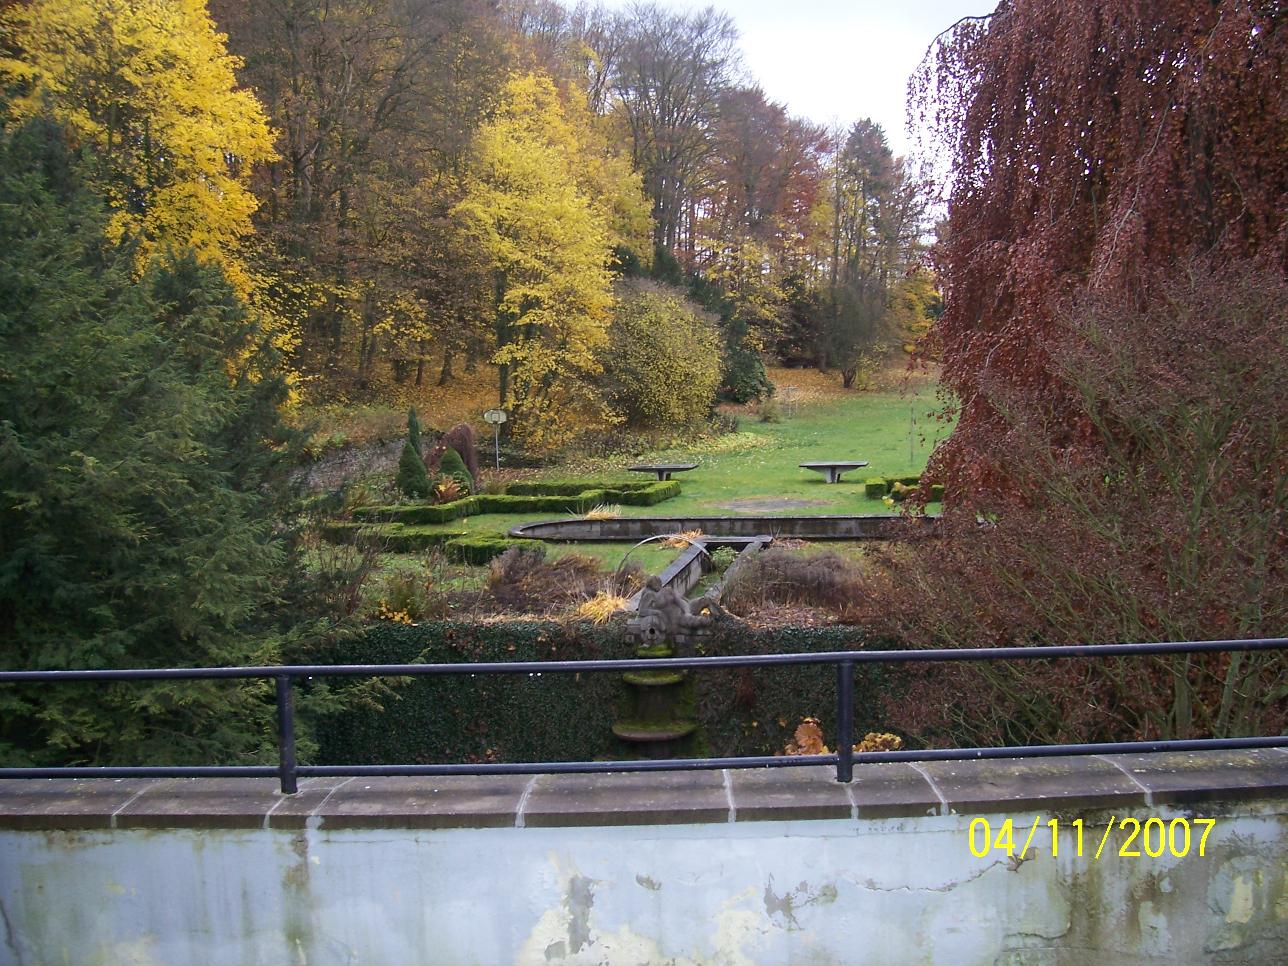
[3,804,1288,965]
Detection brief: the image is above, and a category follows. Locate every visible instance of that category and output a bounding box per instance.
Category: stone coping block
[0,750,1284,831]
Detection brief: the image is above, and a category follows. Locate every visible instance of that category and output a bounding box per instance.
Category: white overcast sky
[596,1,996,158]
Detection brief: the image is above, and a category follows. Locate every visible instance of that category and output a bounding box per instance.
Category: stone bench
[628,463,698,481]
[799,460,869,483]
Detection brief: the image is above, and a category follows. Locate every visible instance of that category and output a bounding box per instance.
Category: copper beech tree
[912,0,1287,501]
[867,1,1288,745]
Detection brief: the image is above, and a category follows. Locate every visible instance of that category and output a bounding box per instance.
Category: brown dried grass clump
[780,718,905,756]
[486,546,642,615]
[720,546,864,618]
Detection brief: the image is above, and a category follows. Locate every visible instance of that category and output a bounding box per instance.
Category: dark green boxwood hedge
[864,478,888,499]
[348,481,678,526]
[353,498,479,524]
[507,480,655,496]
[312,621,913,766]
[443,536,533,565]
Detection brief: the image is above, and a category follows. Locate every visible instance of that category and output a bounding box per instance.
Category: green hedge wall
[353,498,479,524]
[507,480,655,496]
[346,481,679,529]
[443,536,533,565]
[312,621,913,766]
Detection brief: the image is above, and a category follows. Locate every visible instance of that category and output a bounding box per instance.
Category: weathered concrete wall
[3,752,1287,965]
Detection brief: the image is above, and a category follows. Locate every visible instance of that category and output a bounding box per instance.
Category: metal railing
[2,637,1286,794]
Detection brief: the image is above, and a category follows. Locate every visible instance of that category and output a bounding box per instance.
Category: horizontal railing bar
[296,755,809,777]
[0,766,279,780]
[1,637,1285,683]
[3,736,1286,783]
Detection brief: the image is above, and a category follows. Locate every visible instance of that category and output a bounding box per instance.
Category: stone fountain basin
[508,514,934,542]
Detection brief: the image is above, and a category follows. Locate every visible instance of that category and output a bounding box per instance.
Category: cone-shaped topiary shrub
[396,439,432,498]
[438,446,473,494]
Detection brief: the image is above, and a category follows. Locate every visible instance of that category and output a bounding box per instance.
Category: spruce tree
[0,117,303,766]
[407,407,422,454]
[396,440,433,499]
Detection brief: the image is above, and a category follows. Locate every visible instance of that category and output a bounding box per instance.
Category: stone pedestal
[611,644,700,759]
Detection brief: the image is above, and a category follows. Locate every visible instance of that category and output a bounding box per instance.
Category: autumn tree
[609,3,739,261]
[913,0,1288,501]
[820,120,926,386]
[211,0,506,387]
[869,1,1288,745]
[454,72,618,450]
[600,280,721,428]
[0,0,277,298]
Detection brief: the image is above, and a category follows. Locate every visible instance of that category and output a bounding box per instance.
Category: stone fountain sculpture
[615,577,730,757]
[626,576,728,652]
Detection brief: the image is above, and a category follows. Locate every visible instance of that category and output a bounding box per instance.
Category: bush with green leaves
[709,546,738,573]
[600,280,722,427]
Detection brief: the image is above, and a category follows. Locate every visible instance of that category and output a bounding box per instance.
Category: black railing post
[275,675,298,795]
[836,660,854,783]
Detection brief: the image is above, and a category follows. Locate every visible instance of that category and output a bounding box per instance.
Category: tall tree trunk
[438,347,455,386]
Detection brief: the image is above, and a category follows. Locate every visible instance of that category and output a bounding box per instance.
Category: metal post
[836,661,854,783]
[275,675,298,795]
[493,423,500,471]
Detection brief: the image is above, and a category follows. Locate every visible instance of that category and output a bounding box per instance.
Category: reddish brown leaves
[912,1,1288,503]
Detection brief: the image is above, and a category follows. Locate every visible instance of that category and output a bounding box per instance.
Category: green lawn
[603,384,951,518]
[414,383,951,536]
[349,384,953,588]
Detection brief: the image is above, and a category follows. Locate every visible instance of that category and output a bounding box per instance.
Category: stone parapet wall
[2,750,1286,963]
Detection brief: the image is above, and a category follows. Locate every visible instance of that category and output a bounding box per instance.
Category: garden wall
[4,751,1286,964]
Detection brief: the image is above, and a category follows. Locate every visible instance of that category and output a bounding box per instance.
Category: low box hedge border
[346,480,680,529]
[507,480,656,496]
[862,477,946,502]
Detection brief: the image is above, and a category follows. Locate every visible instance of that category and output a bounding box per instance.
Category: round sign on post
[483,410,507,470]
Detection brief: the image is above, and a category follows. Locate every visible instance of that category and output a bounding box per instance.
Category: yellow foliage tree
[454,72,619,450]
[890,267,942,353]
[0,0,277,297]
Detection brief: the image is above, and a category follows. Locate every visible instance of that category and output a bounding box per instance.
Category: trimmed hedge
[929,484,945,503]
[475,493,599,514]
[614,480,680,506]
[312,621,913,766]
[443,536,534,565]
[349,481,680,527]
[378,525,468,553]
[353,498,479,525]
[507,480,655,496]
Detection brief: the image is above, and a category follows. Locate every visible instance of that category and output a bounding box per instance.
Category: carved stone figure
[628,576,727,649]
